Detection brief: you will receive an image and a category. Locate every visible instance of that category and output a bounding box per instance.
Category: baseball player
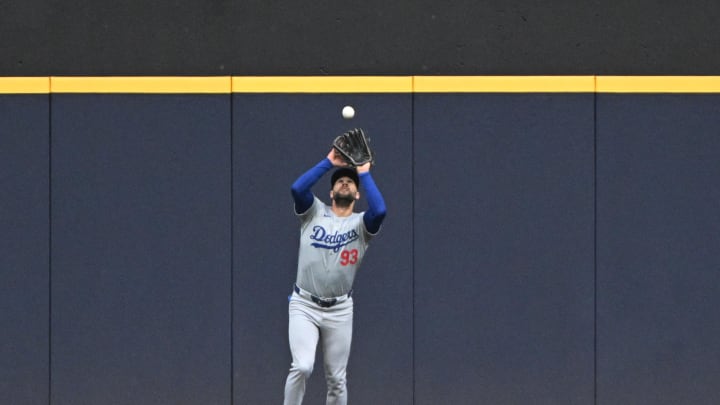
[284,147,386,405]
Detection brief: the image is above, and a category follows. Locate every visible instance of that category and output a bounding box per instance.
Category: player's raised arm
[357,162,386,234]
[290,152,336,214]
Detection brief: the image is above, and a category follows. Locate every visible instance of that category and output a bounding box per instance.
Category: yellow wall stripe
[231,76,413,93]
[596,76,720,93]
[4,76,720,93]
[50,76,231,93]
[413,76,596,93]
[0,77,50,94]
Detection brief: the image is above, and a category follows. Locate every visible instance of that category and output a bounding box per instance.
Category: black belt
[293,284,352,308]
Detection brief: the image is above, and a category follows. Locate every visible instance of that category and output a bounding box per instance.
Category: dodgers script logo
[310,226,359,252]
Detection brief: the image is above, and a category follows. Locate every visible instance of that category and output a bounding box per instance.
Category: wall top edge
[3,76,720,94]
[231,76,414,93]
[0,77,50,93]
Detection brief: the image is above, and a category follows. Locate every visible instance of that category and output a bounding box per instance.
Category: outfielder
[284,139,386,405]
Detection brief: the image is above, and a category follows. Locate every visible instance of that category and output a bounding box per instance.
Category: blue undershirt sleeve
[360,172,386,234]
[291,158,333,214]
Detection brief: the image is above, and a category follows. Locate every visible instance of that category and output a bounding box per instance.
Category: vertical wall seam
[47,81,53,405]
[410,76,416,405]
[229,89,235,405]
[593,75,599,405]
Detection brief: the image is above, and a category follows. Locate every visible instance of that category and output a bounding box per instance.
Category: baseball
[342,105,355,119]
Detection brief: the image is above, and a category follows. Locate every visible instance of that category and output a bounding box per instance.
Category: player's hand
[356,162,371,173]
[327,148,350,167]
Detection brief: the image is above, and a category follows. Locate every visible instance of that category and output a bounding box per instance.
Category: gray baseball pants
[283,291,354,405]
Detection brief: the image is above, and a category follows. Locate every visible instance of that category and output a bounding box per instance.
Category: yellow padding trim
[231,76,413,93]
[4,76,720,93]
[0,77,49,94]
[413,76,596,93]
[597,76,720,93]
[51,76,231,93]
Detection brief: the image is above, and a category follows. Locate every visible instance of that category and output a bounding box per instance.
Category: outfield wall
[2,76,719,404]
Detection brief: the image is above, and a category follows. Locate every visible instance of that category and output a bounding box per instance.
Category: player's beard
[332,191,355,208]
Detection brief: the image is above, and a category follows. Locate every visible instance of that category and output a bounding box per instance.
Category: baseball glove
[332,128,374,167]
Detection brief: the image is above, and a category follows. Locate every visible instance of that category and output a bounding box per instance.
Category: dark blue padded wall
[596,95,720,405]
[6,85,720,405]
[413,94,596,404]
[0,95,49,404]
[232,94,413,404]
[50,95,231,404]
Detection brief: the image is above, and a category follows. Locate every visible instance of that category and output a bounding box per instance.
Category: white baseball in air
[342,105,355,119]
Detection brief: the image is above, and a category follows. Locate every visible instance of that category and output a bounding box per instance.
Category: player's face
[331,177,359,204]
[333,177,357,194]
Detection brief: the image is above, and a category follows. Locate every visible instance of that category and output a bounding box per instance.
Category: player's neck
[331,203,354,217]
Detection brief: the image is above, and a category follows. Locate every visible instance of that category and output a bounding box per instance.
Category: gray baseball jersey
[295,196,374,298]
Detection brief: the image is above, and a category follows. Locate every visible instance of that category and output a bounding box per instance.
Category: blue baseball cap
[331,168,360,189]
